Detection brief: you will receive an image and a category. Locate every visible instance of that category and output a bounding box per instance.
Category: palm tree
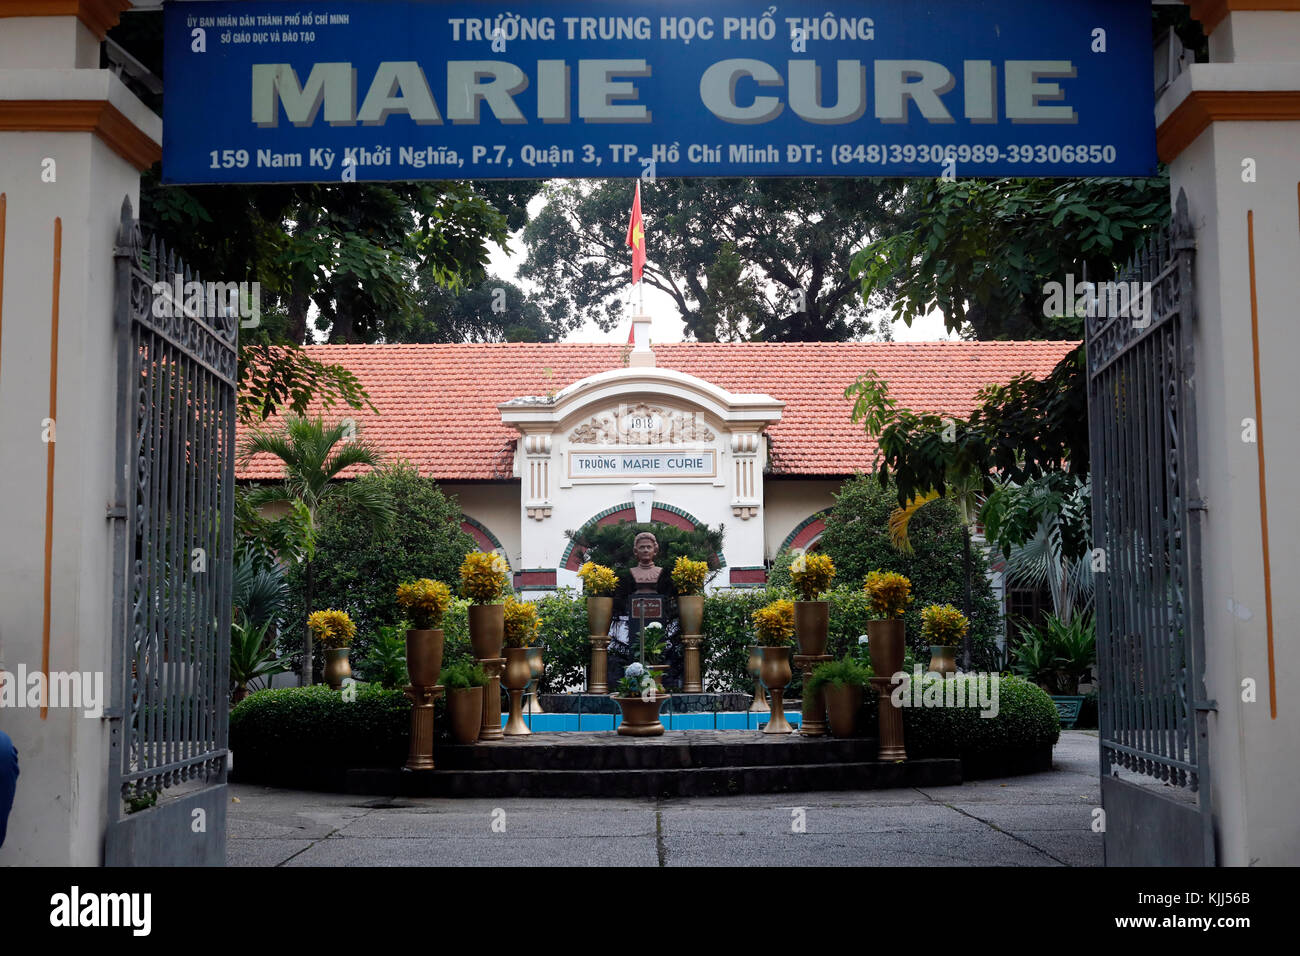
[239,416,394,685]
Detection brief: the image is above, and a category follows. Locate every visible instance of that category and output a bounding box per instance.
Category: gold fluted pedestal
[870,676,907,761]
[479,658,505,741]
[587,636,610,694]
[794,654,832,737]
[403,684,443,771]
[682,635,704,693]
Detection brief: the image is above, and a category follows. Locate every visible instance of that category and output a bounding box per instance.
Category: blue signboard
[162,0,1157,183]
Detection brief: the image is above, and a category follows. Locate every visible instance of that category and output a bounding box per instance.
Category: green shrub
[819,474,1002,667]
[701,589,774,692]
[285,463,477,663]
[534,588,590,692]
[900,675,1061,758]
[229,684,410,785]
[358,623,409,689]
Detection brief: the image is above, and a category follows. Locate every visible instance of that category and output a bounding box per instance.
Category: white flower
[858,634,869,645]
[625,662,645,679]
[644,622,663,632]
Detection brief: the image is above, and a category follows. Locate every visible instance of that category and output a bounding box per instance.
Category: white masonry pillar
[1159,1,1300,865]
[0,0,161,865]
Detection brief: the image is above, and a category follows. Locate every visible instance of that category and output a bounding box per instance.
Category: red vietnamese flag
[626,181,645,285]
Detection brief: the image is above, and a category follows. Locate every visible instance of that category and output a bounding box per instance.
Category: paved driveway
[227,730,1103,866]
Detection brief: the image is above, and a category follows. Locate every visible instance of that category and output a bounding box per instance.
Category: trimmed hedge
[229,684,410,788]
[896,675,1061,757]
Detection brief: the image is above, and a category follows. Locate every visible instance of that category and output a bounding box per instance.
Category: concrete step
[347,758,962,798]
[430,731,883,771]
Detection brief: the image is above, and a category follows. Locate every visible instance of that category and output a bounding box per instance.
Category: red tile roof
[236,341,1078,481]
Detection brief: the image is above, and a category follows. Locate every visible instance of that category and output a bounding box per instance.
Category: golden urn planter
[867,619,906,678]
[525,646,545,713]
[677,594,704,636]
[502,647,533,735]
[586,595,614,638]
[747,645,769,712]
[824,684,864,739]
[405,629,444,687]
[615,693,671,736]
[447,685,484,744]
[928,645,958,676]
[793,600,829,657]
[324,648,351,690]
[469,603,505,659]
[759,645,794,734]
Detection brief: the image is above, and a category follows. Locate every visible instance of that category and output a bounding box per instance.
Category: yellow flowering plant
[751,599,796,646]
[921,604,969,647]
[577,561,618,596]
[671,555,709,596]
[307,609,356,649]
[459,551,510,604]
[790,551,836,601]
[863,570,913,619]
[395,578,452,630]
[503,597,541,648]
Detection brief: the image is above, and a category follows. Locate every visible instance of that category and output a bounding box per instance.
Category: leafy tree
[286,464,477,663]
[982,474,1095,624]
[239,417,394,684]
[407,275,557,343]
[853,174,1171,342]
[565,521,725,579]
[818,475,1002,668]
[845,347,1088,510]
[521,178,903,341]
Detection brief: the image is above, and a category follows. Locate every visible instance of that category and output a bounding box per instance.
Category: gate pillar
[0,3,161,865]
[1159,3,1300,865]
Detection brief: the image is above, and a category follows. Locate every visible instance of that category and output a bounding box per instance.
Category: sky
[484,187,960,345]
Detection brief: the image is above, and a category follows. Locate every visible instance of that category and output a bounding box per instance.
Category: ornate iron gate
[1085,190,1215,866]
[104,198,235,865]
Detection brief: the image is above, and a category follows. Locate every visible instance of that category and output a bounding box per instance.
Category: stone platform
[348,731,961,798]
[538,692,754,716]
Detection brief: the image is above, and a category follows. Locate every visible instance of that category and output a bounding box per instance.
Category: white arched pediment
[499,365,784,432]
[500,363,783,577]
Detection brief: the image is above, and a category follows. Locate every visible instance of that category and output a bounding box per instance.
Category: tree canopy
[521,178,905,342]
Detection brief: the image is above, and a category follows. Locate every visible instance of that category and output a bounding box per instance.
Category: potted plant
[396,578,452,687]
[230,619,291,703]
[863,570,913,678]
[442,660,489,744]
[807,657,873,738]
[1012,615,1096,728]
[501,597,541,735]
[790,551,835,656]
[613,662,669,737]
[308,609,356,689]
[921,603,969,676]
[671,555,709,635]
[460,551,510,659]
[752,598,796,734]
[578,561,618,635]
